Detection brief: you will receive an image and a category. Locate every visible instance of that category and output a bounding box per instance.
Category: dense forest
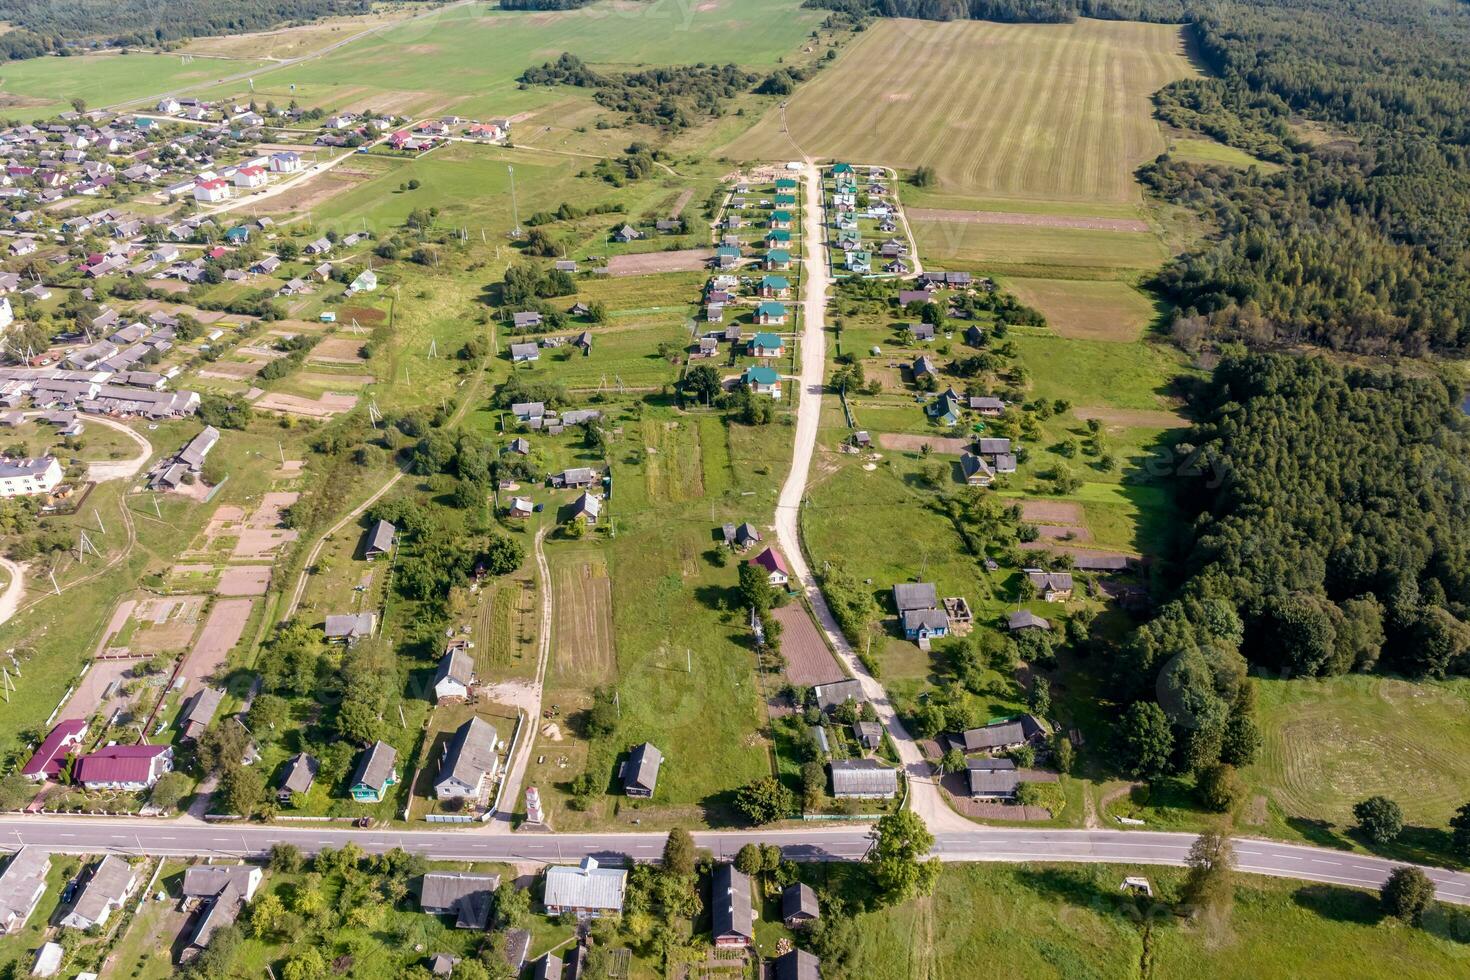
[1104,352,1470,785]
[814,0,1470,357]
[519,52,758,130]
[0,0,390,60]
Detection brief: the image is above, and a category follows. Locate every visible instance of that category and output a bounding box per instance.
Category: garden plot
[771,603,844,686]
[177,598,254,696]
[307,337,370,363]
[217,565,272,597]
[877,433,970,454]
[254,391,360,418]
[551,552,617,686]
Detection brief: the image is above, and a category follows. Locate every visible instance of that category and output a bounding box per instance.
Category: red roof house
[748,547,791,587]
[21,719,88,781]
[75,744,173,790]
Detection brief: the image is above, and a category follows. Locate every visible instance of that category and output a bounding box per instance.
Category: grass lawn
[1010,332,1189,413]
[1167,136,1284,172]
[823,861,1470,979]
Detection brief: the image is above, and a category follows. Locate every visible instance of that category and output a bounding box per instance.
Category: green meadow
[0,50,264,119]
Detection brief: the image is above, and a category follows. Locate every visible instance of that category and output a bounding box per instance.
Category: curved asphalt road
[0,818,1467,905]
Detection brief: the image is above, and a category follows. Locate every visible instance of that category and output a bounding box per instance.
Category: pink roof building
[748,547,791,585]
[20,720,88,781]
[75,744,172,789]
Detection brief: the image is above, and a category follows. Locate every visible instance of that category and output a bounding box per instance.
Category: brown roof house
[710,864,754,947]
[781,882,820,927]
[276,752,318,802]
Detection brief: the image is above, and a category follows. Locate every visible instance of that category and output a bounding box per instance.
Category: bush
[1353,795,1404,844]
[1381,866,1435,924]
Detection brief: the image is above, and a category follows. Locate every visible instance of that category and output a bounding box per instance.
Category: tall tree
[869,810,939,905]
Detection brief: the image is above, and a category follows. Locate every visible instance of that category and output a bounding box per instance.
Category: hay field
[0,51,264,120]
[726,17,1196,205]
[1003,277,1163,341]
[551,551,618,685]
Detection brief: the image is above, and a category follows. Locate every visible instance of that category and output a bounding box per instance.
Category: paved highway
[3,819,1468,905]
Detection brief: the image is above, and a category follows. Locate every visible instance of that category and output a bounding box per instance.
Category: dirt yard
[552,556,616,685]
[772,603,845,686]
[179,598,254,695]
[217,565,272,597]
[254,391,359,418]
[605,249,716,276]
[1018,500,1085,524]
[56,659,139,723]
[877,433,970,454]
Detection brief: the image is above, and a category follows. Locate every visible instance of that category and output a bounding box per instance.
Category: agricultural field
[186,0,825,124]
[726,18,1196,206]
[907,218,1171,277]
[0,50,265,120]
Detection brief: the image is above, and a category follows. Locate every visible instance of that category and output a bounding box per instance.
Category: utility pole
[508,165,523,237]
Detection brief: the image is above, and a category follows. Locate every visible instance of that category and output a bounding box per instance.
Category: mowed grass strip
[910,218,1169,275]
[725,17,1196,205]
[1002,277,1165,342]
[550,549,618,686]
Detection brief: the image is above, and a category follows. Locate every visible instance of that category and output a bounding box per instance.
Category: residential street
[2,818,1467,904]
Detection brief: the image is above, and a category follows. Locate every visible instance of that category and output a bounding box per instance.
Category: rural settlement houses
[542,857,627,918]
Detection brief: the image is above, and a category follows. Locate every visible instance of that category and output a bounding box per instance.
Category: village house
[950,714,1047,755]
[756,301,788,326]
[721,521,762,550]
[233,165,267,189]
[854,721,883,751]
[75,743,173,791]
[749,332,785,357]
[433,717,501,802]
[421,871,500,929]
[21,719,88,782]
[960,451,994,486]
[743,365,781,398]
[510,341,539,363]
[0,456,61,497]
[349,740,399,802]
[568,491,601,525]
[363,518,396,560]
[433,643,476,703]
[324,612,376,644]
[180,865,260,963]
[1008,609,1051,632]
[968,757,1021,801]
[60,856,137,930]
[711,864,754,947]
[551,467,598,489]
[621,742,662,798]
[1026,568,1074,601]
[270,151,302,172]
[760,274,791,299]
[0,848,50,935]
[543,857,627,919]
[748,546,790,586]
[179,687,224,740]
[773,949,822,980]
[969,394,1005,414]
[193,178,230,203]
[812,678,865,712]
[830,758,898,799]
[782,883,820,927]
[765,249,792,271]
[276,752,318,802]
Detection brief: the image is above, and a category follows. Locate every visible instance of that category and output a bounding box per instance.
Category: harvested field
[877,433,970,454]
[909,208,1151,233]
[551,554,616,686]
[217,565,272,597]
[307,337,368,362]
[254,391,359,417]
[1018,500,1084,524]
[772,603,844,686]
[725,18,1196,205]
[605,249,716,276]
[179,598,254,695]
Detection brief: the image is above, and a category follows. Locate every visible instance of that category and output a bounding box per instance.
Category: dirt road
[491,525,553,832]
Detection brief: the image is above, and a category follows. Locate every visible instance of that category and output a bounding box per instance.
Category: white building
[270,152,302,173]
[233,166,267,189]
[193,179,231,204]
[0,456,61,497]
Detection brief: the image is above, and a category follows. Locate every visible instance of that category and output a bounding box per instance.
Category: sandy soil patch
[257,166,374,216]
[669,188,695,218]
[877,433,970,454]
[605,249,716,276]
[254,391,359,418]
[179,598,254,695]
[217,565,272,597]
[56,659,140,724]
[251,492,298,527]
[233,528,297,560]
[772,603,845,686]
[277,460,305,477]
[909,207,1151,233]
[1019,500,1084,524]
